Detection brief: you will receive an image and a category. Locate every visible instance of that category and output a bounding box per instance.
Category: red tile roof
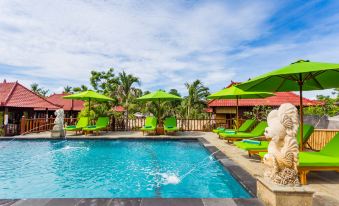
[45,93,84,111]
[208,92,319,107]
[0,81,60,109]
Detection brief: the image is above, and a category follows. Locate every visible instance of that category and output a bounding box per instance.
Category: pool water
[0,140,251,198]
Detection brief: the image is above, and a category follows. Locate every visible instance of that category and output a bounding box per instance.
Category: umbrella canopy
[207,86,274,130]
[137,90,181,101]
[63,90,113,124]
[63,90,113,102]
[137,90,181,124]
[237,60,339,150]
[208,85,274,99]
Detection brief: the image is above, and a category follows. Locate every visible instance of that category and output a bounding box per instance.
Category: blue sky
[0,0,339,98]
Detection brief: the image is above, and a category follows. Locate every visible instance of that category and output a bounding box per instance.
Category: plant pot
[156,126,164,135]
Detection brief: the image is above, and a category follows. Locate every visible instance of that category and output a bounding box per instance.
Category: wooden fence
[20,117,77,135]
[306,129,339,151]
[15,116,339,151]
[19,117,236,134]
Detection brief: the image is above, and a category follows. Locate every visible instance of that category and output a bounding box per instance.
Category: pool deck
[1,131,339,206]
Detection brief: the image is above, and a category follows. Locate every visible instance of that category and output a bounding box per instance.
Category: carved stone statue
[51,109,65,138]
[263,103,300,186]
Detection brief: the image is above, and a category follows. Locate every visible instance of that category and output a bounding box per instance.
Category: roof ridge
[15,82,61,109]
[3,82,18,105]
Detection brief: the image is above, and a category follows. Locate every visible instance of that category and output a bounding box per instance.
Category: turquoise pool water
[0,139,251,198]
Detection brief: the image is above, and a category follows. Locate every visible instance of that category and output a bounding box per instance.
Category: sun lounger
[235,124,314,157]
[298,133,339,184]
[212,119,256,134]
[164,117,178,134]
[64,117,88,135]
[83,117,110,135]
[141,116,157,135]
[219,121,267,143]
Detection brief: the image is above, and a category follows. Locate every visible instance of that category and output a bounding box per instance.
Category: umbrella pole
[88,98,91,125]
[236,96,239,131]
[298,79,304,151]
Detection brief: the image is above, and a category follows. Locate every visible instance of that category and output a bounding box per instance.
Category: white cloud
[0,0,275,95]
[0,0,338,100]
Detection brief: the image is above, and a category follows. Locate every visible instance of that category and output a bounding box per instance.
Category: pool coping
[0,137,263,206]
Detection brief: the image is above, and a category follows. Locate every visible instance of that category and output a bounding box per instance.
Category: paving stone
[108,198,141,206]
[233,198,263,206]
[44,198,80,206]
[202,198,237,206]
[140,198,203,206]
[0,199,18,206]
[77,198,112,206]
[11,199,51,206]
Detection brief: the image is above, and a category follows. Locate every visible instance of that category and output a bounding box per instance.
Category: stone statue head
[264,103,299,145]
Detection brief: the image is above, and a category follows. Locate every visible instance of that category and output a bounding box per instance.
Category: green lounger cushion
[299,152,339,167]
[220,121,267,139]
[141,116,157,131]
[164,117,178,132]
[235,141,269,150]
[212,127,225,133]
[64,117,89,131]
[213,119,256,134]
[258,152,266,158]
[236,124,314,151]
[237,119,257,132]
[318,133,339,157]
[83,117,109,131]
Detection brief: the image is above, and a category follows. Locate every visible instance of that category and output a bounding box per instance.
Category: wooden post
[20,115,26,135]
[298,75,304,151]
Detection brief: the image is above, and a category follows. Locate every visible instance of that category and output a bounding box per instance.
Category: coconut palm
[30,83,49,97]
[184,80,210,118]
[73,85,88,93]
[63,85,73,94]
[117,71,141,129]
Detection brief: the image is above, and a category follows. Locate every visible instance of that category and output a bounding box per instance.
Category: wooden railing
[19,117,237,134]
[17,116,338,151]
[306,129,339,151]
[20,117,77,135]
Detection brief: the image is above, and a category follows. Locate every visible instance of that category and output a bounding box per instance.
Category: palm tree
[63,85,72,94]
[73,85,88,93]
[117,71,141,129]
[30,83,49,97]
[184,80,210,118]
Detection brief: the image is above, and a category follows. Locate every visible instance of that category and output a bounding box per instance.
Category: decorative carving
[263,103,300,186]
[51,109,65,138]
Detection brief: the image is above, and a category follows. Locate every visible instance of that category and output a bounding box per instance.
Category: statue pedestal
[257,177,314,206]
[50,130,65,138]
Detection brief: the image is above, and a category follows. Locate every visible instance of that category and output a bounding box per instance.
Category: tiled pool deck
[1,131,339,206]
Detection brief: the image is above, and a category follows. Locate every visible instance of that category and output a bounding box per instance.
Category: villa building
[0,80,60,136]
[208,82,320,121]
[36,93,84,118]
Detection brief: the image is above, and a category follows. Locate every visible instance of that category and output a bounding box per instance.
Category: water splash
[159,173,181,185]
[156,149,221,186]
[179,149,221,181]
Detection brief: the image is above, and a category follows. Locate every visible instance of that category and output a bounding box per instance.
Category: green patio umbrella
[137,90,181,123]
[237,60,339,150]
[63,90,114,124]
[207,85,274,130]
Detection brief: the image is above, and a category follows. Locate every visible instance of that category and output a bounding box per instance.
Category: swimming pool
[0,139,251,198]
